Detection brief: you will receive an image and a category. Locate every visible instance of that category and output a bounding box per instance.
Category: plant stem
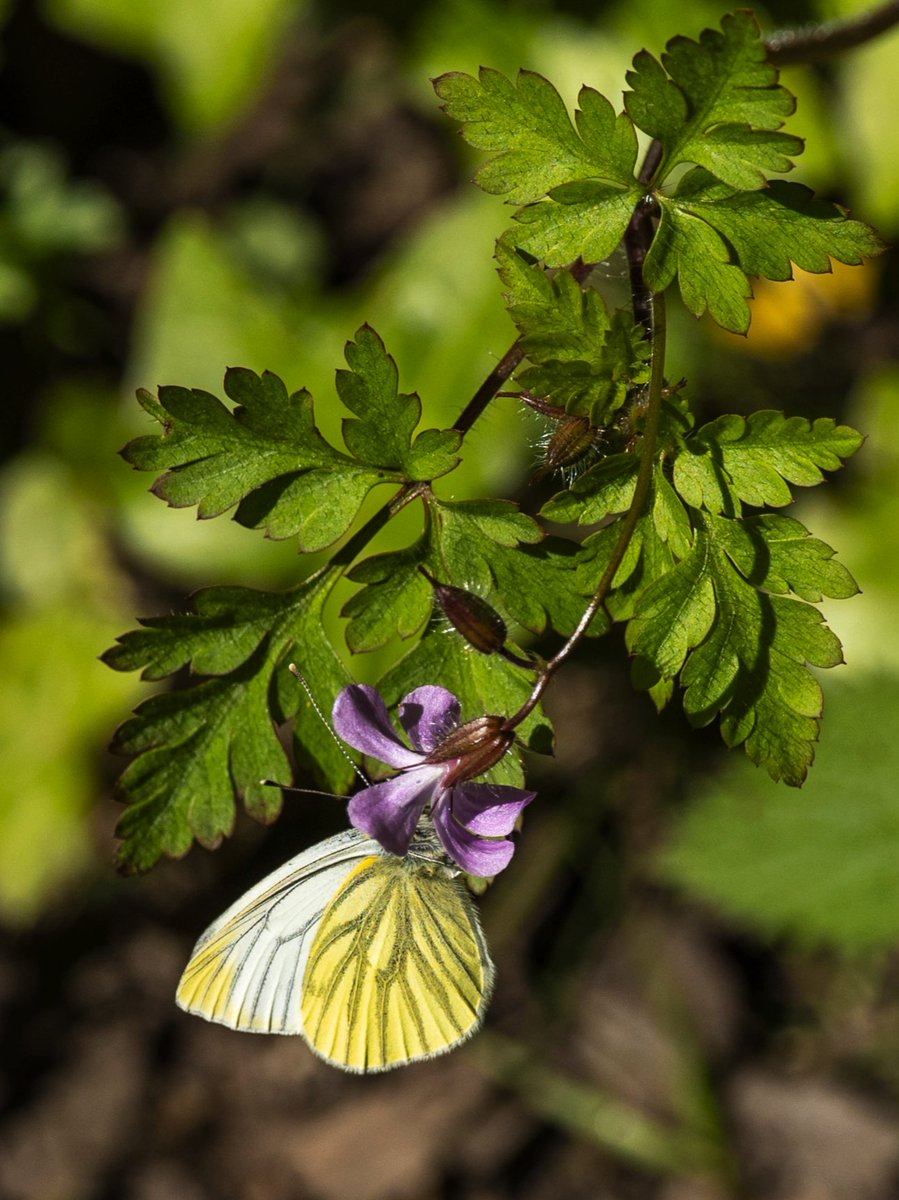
[453,341,526,435]
[504,288,667,732]
[765,0,899,63]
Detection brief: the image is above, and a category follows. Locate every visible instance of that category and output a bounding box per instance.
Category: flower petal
[399,686,461,754]
[451,782,536,836]
[433,804,516,876]
[332,684,420,769]
[347,766,443,856]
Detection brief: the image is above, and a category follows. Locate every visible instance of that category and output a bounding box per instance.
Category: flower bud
[419,567,508,655]
[425,714,515,786]
[530,413,598,485]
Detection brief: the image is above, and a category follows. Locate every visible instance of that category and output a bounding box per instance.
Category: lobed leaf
[497,238,650,422]
[107,572,358,870]
[673,411,864,513]
[434,68,639,205]
[675,174,884,282]
[624,11,800,191]
[337,325,462,480]
[123,367,392,551]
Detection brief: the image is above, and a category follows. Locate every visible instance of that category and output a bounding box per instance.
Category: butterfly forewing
[301,855,495,1072]
[176,828,377,1034]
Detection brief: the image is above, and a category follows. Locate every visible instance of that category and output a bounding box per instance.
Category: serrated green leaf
[377,625,551,787]
[233,467,385,552]
[644,199,753,332]
[337,325,462,479]
[624,11,800,191]
[659,674,899,949]
[511,181,641,269]
[107,571,357,871]
[673,514,845,784]
[675,175,884,282]
[678,411,864,512]
[711,513,859,603]
[434,499,582,636]
[112,643,289,873]
[542,454,640,524]
[434,68,639,205]
[343,538,432,653]
[627,531,715,678]
[123,367,393,551]
[497,239,650,422]
[102,585,289,679]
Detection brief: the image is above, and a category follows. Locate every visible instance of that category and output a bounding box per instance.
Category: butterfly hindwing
[301,854,495,1072]
[176,828,377,1034]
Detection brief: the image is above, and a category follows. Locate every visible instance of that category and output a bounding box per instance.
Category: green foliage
[623,11,800,191]
[105,571,359,871]
[673,411,864,513]
[108,11,878,871]
[497,238,650,422]
[659,675,899,948]
[122,328,459,552]
[440,11,880,334]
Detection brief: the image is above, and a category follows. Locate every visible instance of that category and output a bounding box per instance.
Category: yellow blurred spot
[718,259,879,358]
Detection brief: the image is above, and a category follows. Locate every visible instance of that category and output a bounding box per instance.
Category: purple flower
[332,684,535,876]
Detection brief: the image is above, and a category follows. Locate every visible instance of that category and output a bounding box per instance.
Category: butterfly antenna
[288,663,370,786]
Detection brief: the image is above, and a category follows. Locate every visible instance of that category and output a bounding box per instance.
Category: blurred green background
[2,0,899,1197]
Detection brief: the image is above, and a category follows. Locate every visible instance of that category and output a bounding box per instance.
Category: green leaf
[711,513,859,603]
[336,325,461,479]
[542,454,640,524]
[343,539,432,654]
[107,571,356,871]
[644,199,753,332]
[497,238,650,423]
[659,674,899,948]
[644,174,883,333]
[511,181,642,268]
[675,176,885,282]
[112,643,289,872]
[123,367,393,552]
[673,411,864,513]
[102,585,290,678]
[627,532,715,679]
[624,11,800,191]
[672,515,845,784]
[434,68,639,205]
[435,499,584,636]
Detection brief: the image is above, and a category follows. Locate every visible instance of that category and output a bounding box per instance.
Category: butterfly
[176,822,494,1072]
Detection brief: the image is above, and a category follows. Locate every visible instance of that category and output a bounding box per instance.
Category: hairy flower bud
[419,567,508,655]
[425,714,515,786]
[531,413,598,484]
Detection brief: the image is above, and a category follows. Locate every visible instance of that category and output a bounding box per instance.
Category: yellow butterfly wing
[301,854,495,1072]
[176,828,377,1034]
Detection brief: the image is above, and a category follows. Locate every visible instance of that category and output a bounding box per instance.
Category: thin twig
[765,0,899,63]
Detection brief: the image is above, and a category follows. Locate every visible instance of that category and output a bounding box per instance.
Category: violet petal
[399,686,461,754]
[433,804,516,876]
[451,782,536,836]
[347,765,444,856]
[332,684,420,769]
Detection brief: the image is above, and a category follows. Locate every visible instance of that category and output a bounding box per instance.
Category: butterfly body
[177,825,494,1072]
